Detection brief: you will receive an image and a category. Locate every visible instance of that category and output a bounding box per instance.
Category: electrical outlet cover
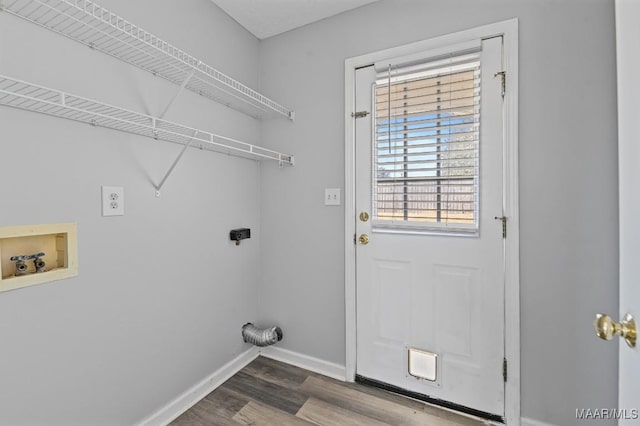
[102,186,124,216]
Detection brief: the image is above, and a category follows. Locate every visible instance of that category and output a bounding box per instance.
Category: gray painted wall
[0,1,263,424]
[257,1,619,425]
[0,0,620,424]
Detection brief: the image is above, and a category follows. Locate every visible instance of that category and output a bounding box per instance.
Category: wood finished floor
[170,356,487,426]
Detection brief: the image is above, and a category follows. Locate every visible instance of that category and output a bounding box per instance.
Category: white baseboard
[521,417,558,426]
[259,346,346,382]
[138,346,260,426]
[137,345,346,425]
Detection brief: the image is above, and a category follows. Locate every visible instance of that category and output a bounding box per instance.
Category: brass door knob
[358,234,369,245]
[594,313,637,348]
[359,212,370,222]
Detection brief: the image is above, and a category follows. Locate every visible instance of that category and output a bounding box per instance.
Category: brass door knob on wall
[359,234,369,245]
[594,313,637,348]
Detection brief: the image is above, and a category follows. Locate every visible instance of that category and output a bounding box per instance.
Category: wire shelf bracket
[0,74,295,193]
[158,69,195,120]
[151,70,197,197]
[154,129,197,197]
[0,0,295,121]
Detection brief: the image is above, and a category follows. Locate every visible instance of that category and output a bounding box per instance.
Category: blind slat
[375,83,480,107]
[376,104,479,122]
[376,68,479,93]
[377,150,477,161]
[376,139,477,152]
[376,97,479,117]
[376,131,478,146]
[377,122,478,138]
[376,113,477,129]
[377,159,478,170]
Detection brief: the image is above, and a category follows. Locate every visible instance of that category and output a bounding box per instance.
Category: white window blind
[373,51,481,232]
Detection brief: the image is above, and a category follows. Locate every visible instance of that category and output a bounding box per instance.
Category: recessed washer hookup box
[0,223,78,293]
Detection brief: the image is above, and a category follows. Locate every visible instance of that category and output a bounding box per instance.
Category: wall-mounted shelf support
[155,130,196,197]
[1,0,295,120]
[0,74,295,169]
[158,69,195,120]
[153,70,197,197]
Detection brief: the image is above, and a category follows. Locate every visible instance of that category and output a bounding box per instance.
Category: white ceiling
[210,0,380,40]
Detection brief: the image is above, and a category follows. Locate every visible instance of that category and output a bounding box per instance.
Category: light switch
[325,188,341,206]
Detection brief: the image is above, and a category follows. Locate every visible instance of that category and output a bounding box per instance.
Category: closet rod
[0,0,295,120]
[0,74,295,166]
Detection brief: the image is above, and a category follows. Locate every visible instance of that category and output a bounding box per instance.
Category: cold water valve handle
[12,259,28,276]
[33,253,46,273]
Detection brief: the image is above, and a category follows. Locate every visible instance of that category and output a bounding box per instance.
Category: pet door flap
[408,348,438,381]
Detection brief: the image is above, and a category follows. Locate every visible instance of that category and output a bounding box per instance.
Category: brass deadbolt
[359,212,370,222]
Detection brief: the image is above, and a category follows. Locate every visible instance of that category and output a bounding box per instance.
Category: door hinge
[503,358,508,382]
[354,233,357,244]
[352,111,370,119]
[494,71,506,97]
[494,216,507,239]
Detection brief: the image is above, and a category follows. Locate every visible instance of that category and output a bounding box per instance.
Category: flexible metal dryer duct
[242,323,283,347]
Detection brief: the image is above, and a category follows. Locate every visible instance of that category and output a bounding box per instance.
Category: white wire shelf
[0,0,295,120]
[0,74,295,166]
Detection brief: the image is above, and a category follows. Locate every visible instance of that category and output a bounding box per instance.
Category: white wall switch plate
[325,188,341,206]
[102,186,124,216]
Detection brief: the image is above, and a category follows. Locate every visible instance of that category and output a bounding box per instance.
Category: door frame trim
[343,19,520,424]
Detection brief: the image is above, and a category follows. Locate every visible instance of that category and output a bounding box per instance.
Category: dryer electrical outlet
[102,186,124,216]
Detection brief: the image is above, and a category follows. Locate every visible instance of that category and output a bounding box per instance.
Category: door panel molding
[344,18,519,424]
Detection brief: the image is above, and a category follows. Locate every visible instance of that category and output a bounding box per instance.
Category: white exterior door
[355,36,505,418]
[615,0,640,418]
